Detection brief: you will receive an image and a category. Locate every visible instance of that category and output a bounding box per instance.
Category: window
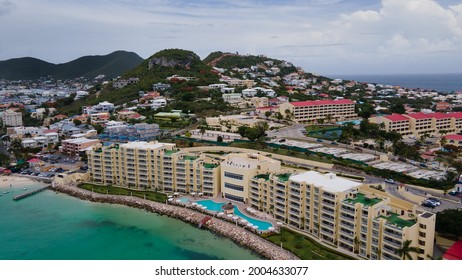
[418,240,425,246]
[225,193,244,203]
[224,172,243,180]
[224,182,244,192]
[419,231,426,238]
[419,224,427,230]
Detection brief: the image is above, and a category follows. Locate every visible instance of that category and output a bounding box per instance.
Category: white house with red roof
[279,99,357,123]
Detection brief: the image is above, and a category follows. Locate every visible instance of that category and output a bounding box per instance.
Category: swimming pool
[196,200,273,231]
[178,197,190,203]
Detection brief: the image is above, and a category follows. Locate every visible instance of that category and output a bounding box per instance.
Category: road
[267,124,386,157]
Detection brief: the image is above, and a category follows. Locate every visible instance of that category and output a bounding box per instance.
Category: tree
[264,111,272,119]
[199,126,206,140]
[394,240,419,260]
[184,130,191,138]
[440,136,448,147]
[217,135,223,142]
[389,101,406,114]
[436,209,462,240]
[275,112,283,120]
[357,103,375,119]
[73,119,82,126]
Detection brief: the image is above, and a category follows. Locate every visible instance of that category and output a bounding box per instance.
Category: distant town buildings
[60,138,100,156]
[279,99,357,123]
[1,110,23,127]
[113,77,139,89]
[83,101,115,115]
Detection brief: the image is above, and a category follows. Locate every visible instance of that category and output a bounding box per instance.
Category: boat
[3,191,9,194]
[23,187,27,190]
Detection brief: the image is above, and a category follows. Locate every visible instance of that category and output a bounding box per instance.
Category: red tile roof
[443,241,462,260]
[290,99,354,107]
[428,112,451,119]
[444,134,462,141]
[405,112,432,120]
[448,112,462,119]
[383,114,409,122]
[27,158,42,163]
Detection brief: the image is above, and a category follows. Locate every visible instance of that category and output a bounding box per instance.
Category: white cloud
[0,0,461,74]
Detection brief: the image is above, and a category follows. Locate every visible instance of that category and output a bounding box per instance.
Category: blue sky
[0,0,461,75]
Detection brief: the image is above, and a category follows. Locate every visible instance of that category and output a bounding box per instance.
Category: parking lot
[19,153,85,179]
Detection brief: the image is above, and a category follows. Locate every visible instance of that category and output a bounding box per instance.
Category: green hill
[59,49,222,114]
[0,50,144,80]
[208,52,284,69]
[0,57,55,80]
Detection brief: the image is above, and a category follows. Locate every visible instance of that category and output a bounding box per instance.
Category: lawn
[78,183,167,203]
[304,125,339,132]
[263,228,353,260]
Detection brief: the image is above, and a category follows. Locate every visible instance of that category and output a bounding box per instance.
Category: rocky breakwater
[50,183,298,260]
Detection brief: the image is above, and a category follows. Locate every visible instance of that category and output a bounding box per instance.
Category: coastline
[49,181,298,260]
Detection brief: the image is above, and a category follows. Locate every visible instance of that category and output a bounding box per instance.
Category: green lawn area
[305,125,339,132]
[380,213,416,228]
[78,183,167,203]
[263,228,353,260]
[344,193,382,207]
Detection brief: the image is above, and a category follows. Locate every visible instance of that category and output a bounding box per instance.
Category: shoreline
[49,182,298,260]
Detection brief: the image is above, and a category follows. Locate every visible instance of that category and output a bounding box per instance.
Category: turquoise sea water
[0,181,260,260]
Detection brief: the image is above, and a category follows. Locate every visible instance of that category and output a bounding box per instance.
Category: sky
[0,0,462,75]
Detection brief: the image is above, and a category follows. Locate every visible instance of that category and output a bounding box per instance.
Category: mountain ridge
[0,50,144,80]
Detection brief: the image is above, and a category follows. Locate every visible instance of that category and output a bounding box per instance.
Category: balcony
[384,230,403,240]
[340,221,355,230]
[341,206,356,215]
[339,235,354,244]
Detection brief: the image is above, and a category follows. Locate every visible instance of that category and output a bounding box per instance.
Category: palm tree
[440,136,448,147]
[395,240,419,260]
[199,126,206,140]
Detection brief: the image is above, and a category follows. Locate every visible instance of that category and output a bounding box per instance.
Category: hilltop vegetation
[59,49,225,115]
[0,51,143,80]
[0,57,55,80]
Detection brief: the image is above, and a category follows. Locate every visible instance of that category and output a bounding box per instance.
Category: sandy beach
[0,175,45,189]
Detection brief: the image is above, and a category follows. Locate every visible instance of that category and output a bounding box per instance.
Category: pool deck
[172,193,279,232]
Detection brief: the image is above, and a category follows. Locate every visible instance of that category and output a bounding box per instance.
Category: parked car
[384,179,395,184]
[449,190,459,196]
[427,197,441,206]
[316,139,323,142]
[422,200,436,208]
[331,141,338,145]
[354,147,363,151]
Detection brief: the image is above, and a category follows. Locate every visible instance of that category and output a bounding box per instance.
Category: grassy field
[304,125,339,132]
[78,183,167,203]
[263,228,353,260]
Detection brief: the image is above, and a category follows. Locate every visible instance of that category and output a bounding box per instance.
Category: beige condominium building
[86,141,220,196]
[1,110,23,127]
[220,153,281,203]
[87,143,435,260]
[279,99,357,123]
[371,112,462,137]
[249,170,435,260]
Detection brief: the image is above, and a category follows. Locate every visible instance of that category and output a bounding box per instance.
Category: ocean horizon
[328,73,462,93]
